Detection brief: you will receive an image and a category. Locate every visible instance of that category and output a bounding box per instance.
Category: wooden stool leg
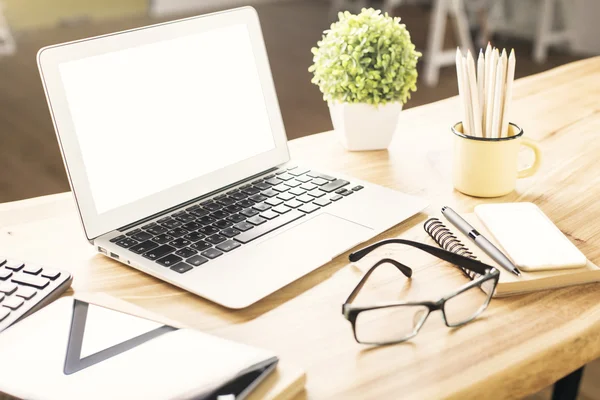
[423,0,448,86]
[534,0,554,63]
[551,366,584,400]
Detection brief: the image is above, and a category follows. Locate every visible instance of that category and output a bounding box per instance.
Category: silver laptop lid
[37,7,289,240]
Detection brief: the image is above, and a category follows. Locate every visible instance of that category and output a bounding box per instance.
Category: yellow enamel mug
[452,122,542,197]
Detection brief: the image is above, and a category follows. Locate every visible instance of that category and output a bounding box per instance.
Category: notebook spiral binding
[424,217,479,280]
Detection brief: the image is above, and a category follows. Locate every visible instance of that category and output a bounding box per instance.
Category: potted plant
[309,8,421,151]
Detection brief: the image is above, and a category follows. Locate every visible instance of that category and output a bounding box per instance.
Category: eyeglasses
[342,239,499,345]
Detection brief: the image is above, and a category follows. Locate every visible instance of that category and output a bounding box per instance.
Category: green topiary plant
[309,8,421,106]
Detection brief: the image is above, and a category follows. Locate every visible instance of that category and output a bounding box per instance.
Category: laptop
[37,7,427,309]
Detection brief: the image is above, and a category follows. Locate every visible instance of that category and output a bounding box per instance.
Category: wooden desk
[2,57,600,399]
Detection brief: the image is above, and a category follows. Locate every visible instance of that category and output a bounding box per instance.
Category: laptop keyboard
[113,167,363,274]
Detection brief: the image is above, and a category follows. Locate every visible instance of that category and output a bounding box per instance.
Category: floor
[0,1,596,397]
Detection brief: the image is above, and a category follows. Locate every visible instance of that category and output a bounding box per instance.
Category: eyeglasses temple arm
[349,239,493,276]
[343,258,412,307]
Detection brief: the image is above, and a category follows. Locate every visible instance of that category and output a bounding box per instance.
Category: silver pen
[441,206,521,277]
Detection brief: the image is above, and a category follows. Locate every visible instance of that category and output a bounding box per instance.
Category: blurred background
[0,0,596,205]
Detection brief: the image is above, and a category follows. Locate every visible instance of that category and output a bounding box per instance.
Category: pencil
[485,48,499,138]
[491,51,507,139]
[466,50,482,137]
[501,49,516,137]
[456,48,472,136]
[477,50,485,137]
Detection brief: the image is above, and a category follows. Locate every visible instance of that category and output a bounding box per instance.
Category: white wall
[150,0,292,17]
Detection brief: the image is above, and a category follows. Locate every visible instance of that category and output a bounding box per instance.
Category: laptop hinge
[115,167,280,233]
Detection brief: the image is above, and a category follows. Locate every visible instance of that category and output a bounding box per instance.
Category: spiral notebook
[423,213,600,297]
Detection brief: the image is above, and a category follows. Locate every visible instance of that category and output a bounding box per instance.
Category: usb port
[98,247,107,254]
[110,253,119,259]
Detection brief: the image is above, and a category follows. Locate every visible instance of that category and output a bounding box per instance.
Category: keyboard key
[191,241,212,252]
[342,190,354,196]
[272,205,291,214]
[214,219,233,229]
[224,205,243,213]
[170,263,193,274]
[254,182,272,191]
[241,187,261,195]
[2,296,24,310]
[297,194,314,203]
[15,286,36,300]
[277,173,294,181]
[170,238,192,248]
[157,254,182,267]
[307,171,336,181]
[352,185,364,191]
[241,208,260,217]
[222,228,241,238]
[253,203,271,212]
[5,261,24,271]
[265,177,282,186]
[311,178,329,186]
[126,228,142,236]
[198,216,217,225]
[189,208,210,218]
[250,194,267,203]
[235,210,304,244]
[227,214,246,223]
[202,248,223,259]
[143,245,176,260]
[175,248,196,258]
[260,210,279,220]
[233,222,254,232]
[157,216,172,223]
[216,197,236,206]
[262,189,279,198]
[307,189,326,198]
[185,204,200,212]
[286,165,297,170]
[183,232,205,242]
[237,200,255,209]
[265,197,283,207]
[206,234,227,245]
[130,240,159,254]
[299,203,320,214]
[275,169,287,175]
[186,255,208,267]
[288,167,310,176]
[283,179,302,188]
[0,282,17,295]
[211,210,230,220]
[153,234,175,244]
[175,214,196,224]
[203,202,222,212]
[272,184,289,193]
[23,264,42,275]
[11,273,49,289]
[247,216,267,226]
[199,226,219,235]
[147,225,168,235]
[277,192,295,201]
[116,238,138,249]
[331,194,343,201]
[285,199,303,208]
[172,210,187,217]
[288,187,306,196]
[182,222,202,231]
[229,191,248,201]
[217,240,241,252]
[40,269,61,280]
[110,235,126,243]
[300,182,317,191]
[0,308,9,322]
[323,180,351,193]
[314,198,332,207]
[161,219,182,229]
[336,188,349,195]
[167,228,188,238]
[0,269,12,280]
[131,231,153,242]
[296,175,312,183]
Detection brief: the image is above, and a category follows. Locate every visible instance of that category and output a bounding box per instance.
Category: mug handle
[517,138,542,178]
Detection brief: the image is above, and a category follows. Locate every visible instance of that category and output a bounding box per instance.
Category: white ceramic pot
[328,102,403,151]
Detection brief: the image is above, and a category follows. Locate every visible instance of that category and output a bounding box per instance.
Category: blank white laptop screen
[58,23,275,215]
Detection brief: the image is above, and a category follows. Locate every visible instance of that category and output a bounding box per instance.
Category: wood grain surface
[1,57,600,399]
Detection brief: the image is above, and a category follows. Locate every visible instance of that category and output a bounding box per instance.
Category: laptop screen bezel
[37,7,290,240]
